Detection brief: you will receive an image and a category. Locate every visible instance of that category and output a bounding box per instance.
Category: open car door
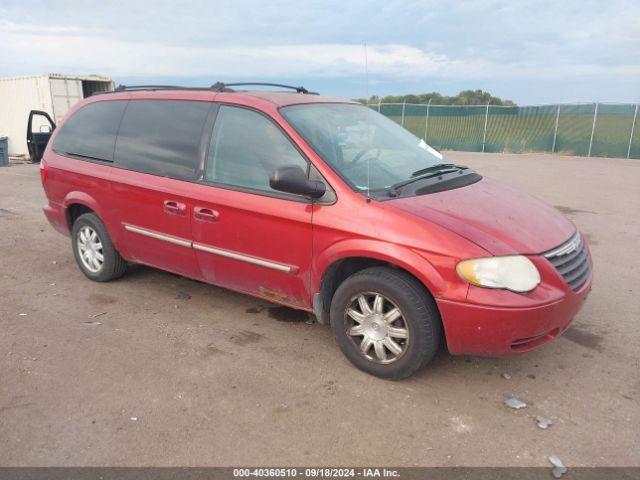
[27,110,56,163]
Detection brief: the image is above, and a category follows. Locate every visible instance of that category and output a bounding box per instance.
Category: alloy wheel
[77,225,104,273]
[344,292,410,364]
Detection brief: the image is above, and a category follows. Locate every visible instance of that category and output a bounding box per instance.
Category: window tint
[205,105,308,192]
[115,100,211,180]
[53,100,127,161]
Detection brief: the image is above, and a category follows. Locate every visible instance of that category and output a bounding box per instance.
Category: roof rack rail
[211,82,317,94]
[113,85,213,92]
[91,85,213,96]
[94,82,318,96]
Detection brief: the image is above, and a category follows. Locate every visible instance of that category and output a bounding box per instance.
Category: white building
[0,73,114,157]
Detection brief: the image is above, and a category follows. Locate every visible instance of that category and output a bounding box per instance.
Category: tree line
[355,89,515,106]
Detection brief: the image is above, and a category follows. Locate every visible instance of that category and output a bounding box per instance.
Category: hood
[388,177,575,255]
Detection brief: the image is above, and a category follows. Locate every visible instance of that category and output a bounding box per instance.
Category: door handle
[194,206,219,222]
[163,200,186,216]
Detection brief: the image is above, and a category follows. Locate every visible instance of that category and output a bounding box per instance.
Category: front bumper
[437,269,592,356]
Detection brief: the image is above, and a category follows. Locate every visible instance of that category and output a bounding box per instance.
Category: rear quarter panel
[42,152,120,246]
[41,95,134,246]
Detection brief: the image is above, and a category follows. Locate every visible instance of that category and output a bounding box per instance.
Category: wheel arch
[62,192,125,253]
[63,191,105,231]
[66,203,95,231]
[312,240,446,325]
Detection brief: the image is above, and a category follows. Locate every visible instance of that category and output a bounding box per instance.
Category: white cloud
[0,25,453,77]
[3,25,638,81]
[1,0,639,103]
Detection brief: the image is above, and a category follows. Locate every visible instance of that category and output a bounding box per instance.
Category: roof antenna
[364,43,369,102]
[366,154,371,203]
[364,43,372,203]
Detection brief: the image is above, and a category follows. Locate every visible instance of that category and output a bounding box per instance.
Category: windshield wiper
[388,164,469,197]
[410,163,456,177]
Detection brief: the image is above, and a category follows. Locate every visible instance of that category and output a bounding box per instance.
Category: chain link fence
[369,102,640,159]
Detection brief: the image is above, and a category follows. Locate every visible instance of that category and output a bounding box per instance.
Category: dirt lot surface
[1,152,638,467]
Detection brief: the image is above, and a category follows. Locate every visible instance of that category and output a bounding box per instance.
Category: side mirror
[270,165,326,199]
[39,125,52,133]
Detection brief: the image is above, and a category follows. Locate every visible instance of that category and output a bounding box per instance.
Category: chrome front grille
[544,231,591,291]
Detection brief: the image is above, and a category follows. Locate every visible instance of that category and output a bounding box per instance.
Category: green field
[376,103,640,159]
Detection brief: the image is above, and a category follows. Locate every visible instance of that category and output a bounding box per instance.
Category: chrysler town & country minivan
[36,82,593,378]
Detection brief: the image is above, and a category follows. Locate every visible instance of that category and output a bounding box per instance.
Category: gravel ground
[0,151,638,466]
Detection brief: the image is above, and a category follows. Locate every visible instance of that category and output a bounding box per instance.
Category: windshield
[280,103,446,192]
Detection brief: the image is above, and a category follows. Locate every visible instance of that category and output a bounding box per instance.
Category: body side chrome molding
[123,223,296,274]
[192,242,294,273]
[123,224,192,248]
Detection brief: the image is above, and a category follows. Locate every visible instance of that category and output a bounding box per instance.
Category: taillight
[40,159,48,185]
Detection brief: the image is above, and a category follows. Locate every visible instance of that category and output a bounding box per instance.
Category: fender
[313,238,448,299]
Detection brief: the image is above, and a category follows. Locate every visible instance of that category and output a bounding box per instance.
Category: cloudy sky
[1,0,639,103]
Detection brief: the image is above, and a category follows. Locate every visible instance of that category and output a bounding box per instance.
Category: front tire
[71,212,127,282]
[330,267,441,379]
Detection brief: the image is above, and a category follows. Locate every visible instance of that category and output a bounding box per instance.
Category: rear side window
[53,100,127,161]
[115,100,211,180]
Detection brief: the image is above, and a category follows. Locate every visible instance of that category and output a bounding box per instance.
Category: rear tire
[330,267,441,379]
[71,212,127,282]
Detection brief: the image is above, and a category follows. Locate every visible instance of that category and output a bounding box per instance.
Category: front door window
[205,105,308,192]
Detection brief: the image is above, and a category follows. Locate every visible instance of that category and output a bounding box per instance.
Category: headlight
[456,255,540,293]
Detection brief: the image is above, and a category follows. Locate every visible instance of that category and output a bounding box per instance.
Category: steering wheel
[345,148,380,169]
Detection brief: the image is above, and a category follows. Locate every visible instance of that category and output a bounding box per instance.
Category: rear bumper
[437,275,592,356]
[43,202,69,236]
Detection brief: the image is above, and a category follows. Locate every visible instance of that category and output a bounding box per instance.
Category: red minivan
[37,83,593,379]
